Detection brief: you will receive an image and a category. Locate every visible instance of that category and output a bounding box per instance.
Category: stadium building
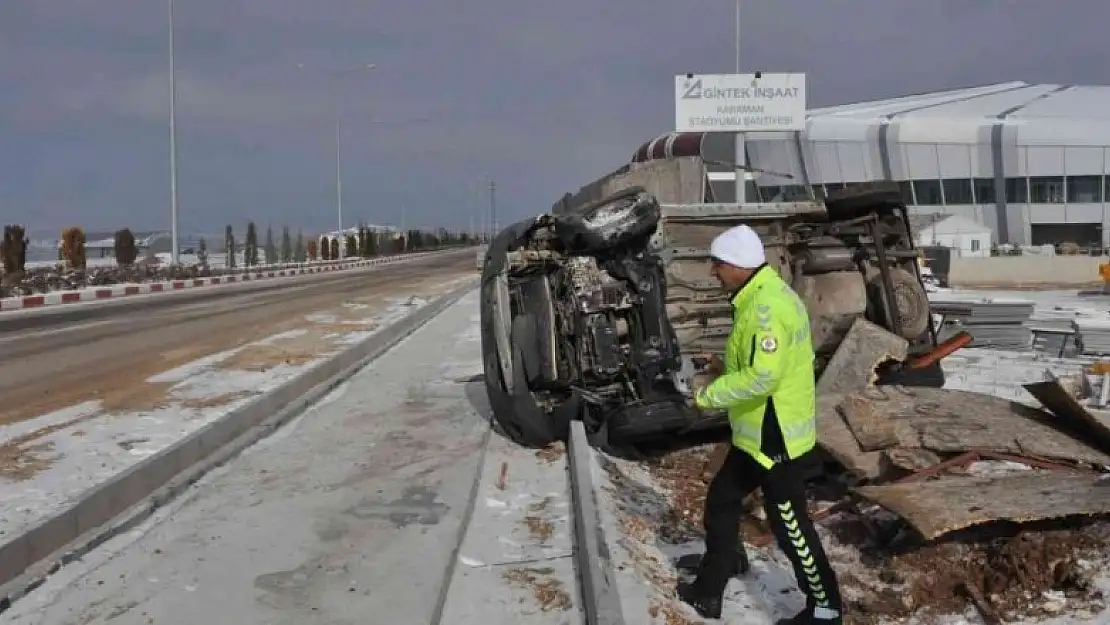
[633,81,1110,248]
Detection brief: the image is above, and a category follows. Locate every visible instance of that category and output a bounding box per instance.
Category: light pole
[488,179,497,244]
[733,0,746,204]
[298,62,375,257]
[168,0,180,264]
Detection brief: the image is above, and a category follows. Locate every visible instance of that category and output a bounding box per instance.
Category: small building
[912,214,992,257]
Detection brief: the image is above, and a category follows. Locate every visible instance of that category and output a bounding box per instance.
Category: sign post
[674,73,806,202]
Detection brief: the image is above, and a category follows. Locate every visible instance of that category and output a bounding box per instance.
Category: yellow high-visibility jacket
[694,265,817,468]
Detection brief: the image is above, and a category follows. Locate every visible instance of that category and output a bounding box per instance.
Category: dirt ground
[0,260,474,480]
[629,444,1110,624]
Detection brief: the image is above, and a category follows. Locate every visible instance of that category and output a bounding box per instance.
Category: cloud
[2,0,1108,236]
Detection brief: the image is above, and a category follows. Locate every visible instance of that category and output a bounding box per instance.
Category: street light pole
[732,0,746,205]
[331,77,343,240]
[168,0,181,264]
[298,63,375,259]
[488,179,497,243]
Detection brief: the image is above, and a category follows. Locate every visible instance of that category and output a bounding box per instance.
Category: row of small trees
[1,225,139,274]
[0,221,478,274]
[217,223,311,269]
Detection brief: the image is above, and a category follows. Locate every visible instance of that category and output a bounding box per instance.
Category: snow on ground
[0,291,462,541]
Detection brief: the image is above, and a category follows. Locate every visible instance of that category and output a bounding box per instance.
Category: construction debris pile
[628,318,1110,624]
[931,297,1035,351]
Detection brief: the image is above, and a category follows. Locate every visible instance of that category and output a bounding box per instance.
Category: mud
[637,446,1110,624]
[831,515,1110,624]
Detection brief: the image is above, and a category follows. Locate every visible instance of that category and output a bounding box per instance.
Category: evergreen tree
[264,226,277,265]
[197,237,209,268]
[280,226,293,263]
[244,222,258,266]
[294,230,306,262]
[367,229,379,256]
[224,225,237,268]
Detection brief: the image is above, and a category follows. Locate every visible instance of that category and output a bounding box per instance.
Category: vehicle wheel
[868,267,931,340]
[553,186,661,253]
[482,301,562,448]
[824,182,903,220]
[511,314,544,386]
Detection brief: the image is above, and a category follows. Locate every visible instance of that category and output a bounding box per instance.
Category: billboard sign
[675,73,806,133]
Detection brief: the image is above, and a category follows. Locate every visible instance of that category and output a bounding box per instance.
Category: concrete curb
[0,249,463,312]
[567,421,626,625]
[0,279,479,611]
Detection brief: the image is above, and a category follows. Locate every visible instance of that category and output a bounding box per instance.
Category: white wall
[918,231,990,257]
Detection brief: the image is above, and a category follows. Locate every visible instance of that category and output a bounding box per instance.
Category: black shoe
[774,606,843,625]
[675,550,750,578]
[677,581,722,619]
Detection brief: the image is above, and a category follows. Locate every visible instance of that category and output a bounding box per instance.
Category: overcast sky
[2,0,1107,237]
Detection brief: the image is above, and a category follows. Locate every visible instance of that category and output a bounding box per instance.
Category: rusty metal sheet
[1024,378,1110,456]
[817,387,1110,481]
[855,472,1110,540]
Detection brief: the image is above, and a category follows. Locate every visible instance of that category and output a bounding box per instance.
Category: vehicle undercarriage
[480,182,942,449]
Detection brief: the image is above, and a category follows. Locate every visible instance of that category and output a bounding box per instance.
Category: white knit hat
[709,225,765,268]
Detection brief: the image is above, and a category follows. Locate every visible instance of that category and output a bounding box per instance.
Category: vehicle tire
[511,314,544,386]
[824,182,903,220]
[867,267,931,340]
[553,186,661,253]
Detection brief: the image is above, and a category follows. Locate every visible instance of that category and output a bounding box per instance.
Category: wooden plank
[816,392,886,479]
[870,387,1110,465]
[816,318,909,396]
[1024,379,1110,456]
[883,447,942,472]
[839,395,899,451]
[816,387,1110,480]
[854,472,1110,540]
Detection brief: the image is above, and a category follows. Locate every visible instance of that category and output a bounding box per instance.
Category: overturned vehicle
[479,181,942,449]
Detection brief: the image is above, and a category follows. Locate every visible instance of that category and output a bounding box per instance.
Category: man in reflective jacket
[678,224,843,624]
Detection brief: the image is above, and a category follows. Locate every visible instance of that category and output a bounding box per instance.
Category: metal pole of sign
[733,0,746,205]
[168,0,181,265]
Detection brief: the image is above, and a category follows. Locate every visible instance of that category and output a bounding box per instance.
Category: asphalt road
[0,291,579,625]
[0,249,476,426]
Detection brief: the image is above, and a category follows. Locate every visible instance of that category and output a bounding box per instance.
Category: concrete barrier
[0,279,478,608]
[567,421,626,625]
[949,255,1108,289]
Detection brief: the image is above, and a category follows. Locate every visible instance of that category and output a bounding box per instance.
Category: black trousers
[697,446,842,613]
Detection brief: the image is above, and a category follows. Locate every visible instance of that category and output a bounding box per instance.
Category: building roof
[633,81,1110,170]
[789,81,1110,146]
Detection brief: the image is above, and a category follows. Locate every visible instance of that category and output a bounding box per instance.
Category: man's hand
[699,354,725,378]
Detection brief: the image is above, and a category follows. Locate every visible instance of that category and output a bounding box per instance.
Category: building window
[898,181,914,205]
[779,185,811,201]
[913,180,943,205]
[942,179,974,205]
[745,180,760,202]
[971,239,981,252]
[1029,176,1064,203]
[1067,176,1102,203]
[1005,178,1028,203]
[973,179,996,204]
[811,185,826,200]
